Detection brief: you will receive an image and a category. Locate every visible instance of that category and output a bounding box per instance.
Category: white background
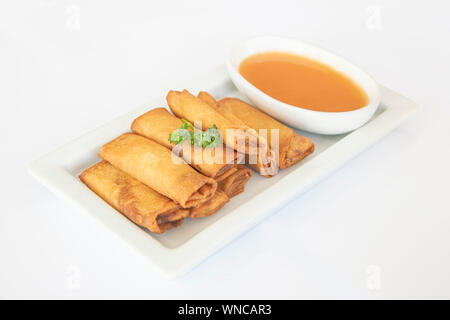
[1,0,449,299]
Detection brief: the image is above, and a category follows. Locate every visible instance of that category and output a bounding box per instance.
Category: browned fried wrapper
[189,190,229,219]
[216,98,315,170]
[167,90,268,155]
[218,165,252,198]
[98,133,217,208]
[131,108,242,181]
[79,161,189,233]
[197,91,218,109]
[168,90,277,177]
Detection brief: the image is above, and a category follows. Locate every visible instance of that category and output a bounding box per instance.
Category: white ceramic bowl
[226,36,381,135]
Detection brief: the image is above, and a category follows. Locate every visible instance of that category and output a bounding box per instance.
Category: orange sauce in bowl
[239,51,369,112]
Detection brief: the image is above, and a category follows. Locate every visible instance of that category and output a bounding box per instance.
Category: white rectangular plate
[29,65,418,278]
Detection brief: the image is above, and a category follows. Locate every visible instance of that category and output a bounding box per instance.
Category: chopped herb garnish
[201,124,222,148]
[168,128,192,145]
[180,118,194,130]
[168,120,222,148]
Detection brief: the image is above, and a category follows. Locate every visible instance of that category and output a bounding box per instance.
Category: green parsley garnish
[180,118,194,130]
[168,120,222,148]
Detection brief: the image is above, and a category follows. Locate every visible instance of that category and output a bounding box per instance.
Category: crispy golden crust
[189,190,229,219]
[197,91,218,109]
[218,165,252,198]
[131,108,243,179]
[214,164,238,182]
[216,97,314,170]
[131,108,180,150]
[98,133,217,208]
[167,90,235,138]
[282,133,315,169]
[79,161,189,233]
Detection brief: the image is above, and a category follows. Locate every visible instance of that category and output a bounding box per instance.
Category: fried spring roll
[168,90,277,177]
[131,108,242,181]
[218,165,252,198]
[189,190,229,219]
[99,133,217,208]
[197,92,280,177]
[80,161,189,233]
[217,98,315,170]
[167,90,265,155]
[197,91,218,109]
[214,165,238,182]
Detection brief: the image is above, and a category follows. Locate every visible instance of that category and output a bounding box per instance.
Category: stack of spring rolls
[79,90,314,234]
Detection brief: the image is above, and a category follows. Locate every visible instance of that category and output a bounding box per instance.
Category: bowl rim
[227,35,381,116]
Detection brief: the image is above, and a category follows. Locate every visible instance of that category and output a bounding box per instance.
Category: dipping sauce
[239,51,369,112]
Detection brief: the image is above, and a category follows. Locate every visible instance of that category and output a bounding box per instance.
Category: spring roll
[217,98,315,170]
[167,90,266,155]
[168,90,277,177]
[79,161,189,233]
[99,133,217,208]
[197,91,218,109]
[131,108,242,181]
[189,190,229,219]
[197,92,279,177]
[218,165,252,198]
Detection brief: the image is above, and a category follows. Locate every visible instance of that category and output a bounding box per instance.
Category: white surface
[28,65,416,279]
[227,36,381,134]
[1,0,449,299]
